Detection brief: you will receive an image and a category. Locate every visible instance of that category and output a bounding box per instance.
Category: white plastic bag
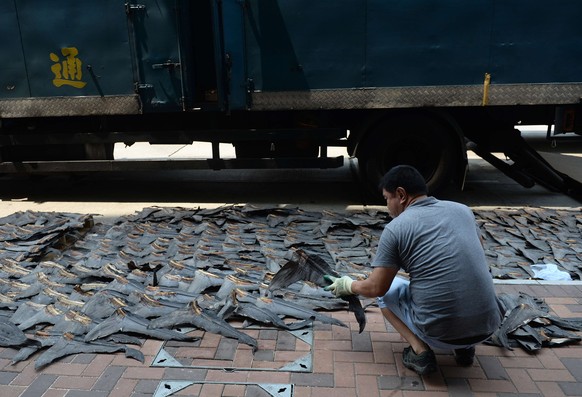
[531,263,572,281]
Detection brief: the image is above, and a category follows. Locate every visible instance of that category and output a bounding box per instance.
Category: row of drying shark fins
[466,206,582,350]
[0,206,383,369]
[476,207,582,280]
[0,205,581,369]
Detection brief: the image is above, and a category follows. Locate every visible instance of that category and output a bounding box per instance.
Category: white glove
[323,275,354,297]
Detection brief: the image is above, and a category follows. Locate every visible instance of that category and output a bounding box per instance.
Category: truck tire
[357,115,458,201]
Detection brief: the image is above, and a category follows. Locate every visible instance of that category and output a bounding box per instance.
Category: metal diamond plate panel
[0,95,141,118]
[251,83,582,110]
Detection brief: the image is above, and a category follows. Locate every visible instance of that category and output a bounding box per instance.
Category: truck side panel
[491,0,582,84]
[246,0,582,110]
[17,0,134,97]
[0,1,29,98]
[366,0,491,86]
[244,0,366,91]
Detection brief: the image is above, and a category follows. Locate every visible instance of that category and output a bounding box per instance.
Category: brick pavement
[1,281,581,397]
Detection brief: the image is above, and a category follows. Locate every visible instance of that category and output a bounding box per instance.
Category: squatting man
[325,165,501,375]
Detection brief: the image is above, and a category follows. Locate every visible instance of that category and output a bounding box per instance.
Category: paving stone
[163,367,208,381]
[253,349,274,362]
[356,374,381,396]
[222,383,246,397]
[505,368,539,394]
[19,375,57,397]
[313,323,332,332]
[312,348,333,374]
[246,371,291,384]
[536,381,569,397]
[477,356,510,380]
[547,285,572,298]
[290,372,334,387]
[65,391,108,397]
[53,375,96,390]
[355,362,396,376]
[445,378,473,397]
[351,330,373,352]
[215,338,238,360]
[43,389,68,397]
[0,349,17,360]
[333,361,355,388]
[134,379,160,395]
[377,375,424,391]
[275,331,297,351]
[468,379,517,393]
[72,354,97,365]
[334,350,375,363]
[561,357,582,381]
[528,284,553,297]
[107,378,138,397]
[0,384,26,397]
[558,381,582,396]
[0,371,17,385]
[258,329,278,340]
[528,368,576,382]
[92,366,125,392]
[205,369,247,383]
[82,355,115,377]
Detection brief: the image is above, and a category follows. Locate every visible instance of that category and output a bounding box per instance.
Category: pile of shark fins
[486,292,582,352]
[0,207,386,368]
[2,206,582,368]
[477,208,582,280]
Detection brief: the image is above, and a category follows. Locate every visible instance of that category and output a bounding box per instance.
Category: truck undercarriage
[1,105,581,202]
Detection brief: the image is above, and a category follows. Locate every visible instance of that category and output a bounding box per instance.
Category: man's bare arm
[351,266,399,298]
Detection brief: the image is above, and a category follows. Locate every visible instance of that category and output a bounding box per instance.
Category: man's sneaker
[402,346,437,375]
[453,347,475,366]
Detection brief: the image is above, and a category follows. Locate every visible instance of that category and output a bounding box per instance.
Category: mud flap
[469,130,582,202]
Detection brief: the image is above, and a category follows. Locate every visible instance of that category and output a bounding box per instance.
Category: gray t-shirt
[372,197,501,341]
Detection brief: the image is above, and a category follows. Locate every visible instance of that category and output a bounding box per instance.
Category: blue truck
[1,0,581,199]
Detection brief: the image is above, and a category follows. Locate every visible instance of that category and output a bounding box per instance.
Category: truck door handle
[152,61,181,70]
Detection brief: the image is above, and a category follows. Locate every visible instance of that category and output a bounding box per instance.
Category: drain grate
[151,326,313,372]
[153,381,293,397]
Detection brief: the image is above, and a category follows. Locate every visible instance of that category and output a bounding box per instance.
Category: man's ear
[396,187,407,202]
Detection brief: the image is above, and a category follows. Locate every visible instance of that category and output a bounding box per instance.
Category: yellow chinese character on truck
[50,47,87,88]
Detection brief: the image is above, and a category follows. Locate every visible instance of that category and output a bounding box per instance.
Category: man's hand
[323,275,354,297]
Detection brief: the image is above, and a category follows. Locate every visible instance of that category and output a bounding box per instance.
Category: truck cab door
[212,0,248,111]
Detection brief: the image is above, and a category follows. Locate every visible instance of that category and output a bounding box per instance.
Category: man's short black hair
[378,165,428,195]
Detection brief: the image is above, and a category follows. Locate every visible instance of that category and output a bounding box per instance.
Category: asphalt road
[0,127,580,223]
